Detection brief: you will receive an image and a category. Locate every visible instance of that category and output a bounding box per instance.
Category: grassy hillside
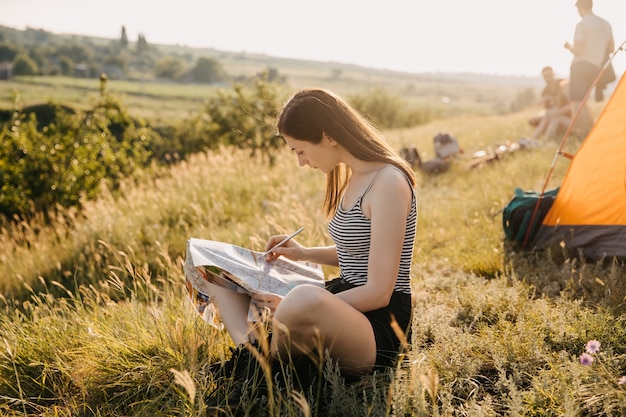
[1,91,625,415]
[0,37,623,414]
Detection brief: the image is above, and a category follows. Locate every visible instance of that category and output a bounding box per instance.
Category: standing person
[199,88,417,411]
[564,0,614,137]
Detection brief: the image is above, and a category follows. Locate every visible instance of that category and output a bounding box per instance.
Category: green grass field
[0,71,624,416]
[1,61,537,125]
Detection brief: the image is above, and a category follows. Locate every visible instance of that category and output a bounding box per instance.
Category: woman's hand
[250,292,283,314]
[264,234,305,262]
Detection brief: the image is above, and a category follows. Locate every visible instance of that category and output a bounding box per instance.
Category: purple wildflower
[619,376,626,385]
[579,353,594,366]
[585,340,601,354]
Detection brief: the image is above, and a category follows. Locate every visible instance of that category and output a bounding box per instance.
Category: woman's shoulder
[381,164,413,181]
[365,165,414,213]
[371,165,413,193]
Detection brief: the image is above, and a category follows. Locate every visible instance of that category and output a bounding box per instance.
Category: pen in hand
[262,227,304,256]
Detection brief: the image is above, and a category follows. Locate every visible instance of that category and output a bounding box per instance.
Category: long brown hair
[277,88,416,216]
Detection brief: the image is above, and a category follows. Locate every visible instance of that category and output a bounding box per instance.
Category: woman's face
[283,134,338,173]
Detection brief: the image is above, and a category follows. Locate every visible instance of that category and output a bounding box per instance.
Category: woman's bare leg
[207,283,251,346]
[271,285,377,375]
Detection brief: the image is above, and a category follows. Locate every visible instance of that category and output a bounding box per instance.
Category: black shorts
[570,61,600,101]
[325,277,412,370]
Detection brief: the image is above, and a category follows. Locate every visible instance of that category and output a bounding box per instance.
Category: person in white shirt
[564,0,614,137]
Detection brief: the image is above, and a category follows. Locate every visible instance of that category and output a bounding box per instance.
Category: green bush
[349,88,436,129]
[0,97,151,219]
[0,77,289,219]
[175,74,285,165]
[12,53,39,75]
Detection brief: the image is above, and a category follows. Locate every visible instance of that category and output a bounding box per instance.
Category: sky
[1,0,625,79]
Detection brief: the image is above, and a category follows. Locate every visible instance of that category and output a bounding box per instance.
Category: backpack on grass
[434,132,462,160]
[502,187,559,248]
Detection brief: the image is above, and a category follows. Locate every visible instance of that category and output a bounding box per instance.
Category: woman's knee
[275,284,326,322]
[271,285,329,355]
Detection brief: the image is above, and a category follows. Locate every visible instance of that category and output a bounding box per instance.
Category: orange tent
[533,72,626,259]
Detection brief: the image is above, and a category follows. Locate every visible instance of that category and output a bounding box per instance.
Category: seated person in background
[530,66,572,140]
[528,67,570,126]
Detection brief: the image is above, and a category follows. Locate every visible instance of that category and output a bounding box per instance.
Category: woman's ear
[322,132,337,145]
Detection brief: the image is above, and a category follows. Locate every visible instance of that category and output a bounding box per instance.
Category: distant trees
[0,26,272,84]
[104,53,129,73]
[12,53,38,75]
[58,56,73,75]
[192,57,227,83]
[120,26,128,49]
[154,55,186,80]
[0,42,19,62]
[136,33,149,54]
[28,45,48,71]
[56,43,93,64]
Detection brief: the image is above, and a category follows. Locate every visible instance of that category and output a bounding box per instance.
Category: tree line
[0,25,229,83]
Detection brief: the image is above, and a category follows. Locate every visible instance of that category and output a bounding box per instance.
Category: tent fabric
[533,72,626,259]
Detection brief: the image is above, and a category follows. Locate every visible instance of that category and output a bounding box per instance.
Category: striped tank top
[327,166,417,295]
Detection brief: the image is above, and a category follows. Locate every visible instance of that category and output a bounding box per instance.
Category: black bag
[325,277,356,294]
[502,188,559,247]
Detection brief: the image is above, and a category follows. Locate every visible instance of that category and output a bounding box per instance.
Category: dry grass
[1,99,625,415]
